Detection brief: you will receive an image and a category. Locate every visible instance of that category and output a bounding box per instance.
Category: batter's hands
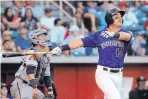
[51,47,62,55]
[33,88,38,99]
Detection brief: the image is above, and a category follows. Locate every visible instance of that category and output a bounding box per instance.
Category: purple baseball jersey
[81,28,132,68]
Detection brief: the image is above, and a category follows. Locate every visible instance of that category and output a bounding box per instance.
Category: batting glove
[51,47,62,55]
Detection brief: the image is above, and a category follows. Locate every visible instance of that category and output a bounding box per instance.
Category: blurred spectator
[97,1,117,31]
[62,22,70,40]
[1,83,13,99]
[0,31,1,47]
[2,7,20,30]
[82,12,96,33]
[2,40,13,52]
[146,80,148,90]
[73,10,91,36]
[2,7,20,39]
[25,1,44,18]
[130,1,147,26]
[99,1,116,11]
[63,25,85,56]
[76,1,84,13]
[135,1,144,10]
[40,8,56,32]
[77,1,84,10]
[144,21,148,33]
[121,2,140,31]
[0,41,1,52]
[50,19,65,48]
[131,32,146,56]
[2,30,16,52]
[11,1,26,17]
[63,3,73,16]
[144,21,148,55]
[82,1,100,56]
[84,1,99,17]
[0,7,4,15]
[73,11,83,28]
[144,1,148,5]
[15,26,31,52]
[21,8,41,31]
[82,1,98,32]
[0,22,6,33]
[129,76,148,99]
[97,11,106,31]
[25,1,34,7]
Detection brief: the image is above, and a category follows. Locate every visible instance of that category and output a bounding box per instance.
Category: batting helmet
[105,7,125,26]
[29,29,52,46]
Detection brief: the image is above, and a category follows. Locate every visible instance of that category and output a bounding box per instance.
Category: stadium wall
[1,60,148,99]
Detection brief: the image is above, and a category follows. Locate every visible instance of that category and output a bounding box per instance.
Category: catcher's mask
[29,29,52,46]
[105,7,125,26]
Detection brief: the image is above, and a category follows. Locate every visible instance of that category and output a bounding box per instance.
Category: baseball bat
[2,51,52,58]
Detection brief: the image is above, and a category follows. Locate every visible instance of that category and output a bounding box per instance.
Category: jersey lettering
[101,40,124,49]
[116,48,124,57]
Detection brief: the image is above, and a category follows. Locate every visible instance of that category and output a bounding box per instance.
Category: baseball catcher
[10,29,55,99]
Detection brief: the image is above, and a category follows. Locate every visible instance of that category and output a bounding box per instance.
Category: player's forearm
[60,39,83,51]
[63,51,70,56]
[114,32,131,41]
[52,39,84,55]
[68,39,84,50]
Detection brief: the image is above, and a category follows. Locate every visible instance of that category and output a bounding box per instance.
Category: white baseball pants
[95,65,124,99]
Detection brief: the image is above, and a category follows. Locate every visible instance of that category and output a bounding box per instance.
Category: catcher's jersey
[81,28,132,68]
[15,47,51,83]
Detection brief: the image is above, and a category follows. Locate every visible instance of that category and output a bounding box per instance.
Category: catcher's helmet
[105,7,125,26]
[29,29,52,46]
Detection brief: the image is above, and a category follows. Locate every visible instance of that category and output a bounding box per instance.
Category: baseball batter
[10,29,54,99]
[52,8,132,99]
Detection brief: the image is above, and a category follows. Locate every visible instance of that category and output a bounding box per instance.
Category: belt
[103,67,123,73]
[97,65,123,73]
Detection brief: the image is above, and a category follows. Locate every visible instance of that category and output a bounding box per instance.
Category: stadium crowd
[1,1,148,56]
